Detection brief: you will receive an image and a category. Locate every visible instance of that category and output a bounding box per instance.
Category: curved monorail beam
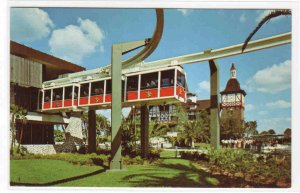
[122,9,164,68]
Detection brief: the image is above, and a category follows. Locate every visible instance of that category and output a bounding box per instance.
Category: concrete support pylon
[209,59,220,149]
[87,110,96,153]
[110,45,123,170]
[140,105,149,158]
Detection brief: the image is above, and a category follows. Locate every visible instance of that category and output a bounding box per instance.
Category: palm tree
[181,119,209,148]
[10,104,27,155]
[149,121,169,138]
[242,9,291,52]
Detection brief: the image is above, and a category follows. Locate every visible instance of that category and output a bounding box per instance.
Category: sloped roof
[11,41,85,80]
[220,78,246,95]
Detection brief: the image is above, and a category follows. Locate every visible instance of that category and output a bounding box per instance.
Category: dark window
[44,89,51,102]
[161,70,175,87]
[141,72,158,90]
[74,87,78,99]
[80,83,90,97]
[91,81,104,96]
[53,88,63,101]
[65,86,73,100]
[177,71,185,88]
[127,75,138,91]
[17,123,54,144]
[106,79,112,94]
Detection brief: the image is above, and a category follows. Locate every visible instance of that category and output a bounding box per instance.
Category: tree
[284,128,291,138]
[10,104,27,155]
[242,9,291,52]
[121,116,138,156]
[81,111,111,144]
[174,105,189,132]
[149,121,169,138]
[244,121,258,137]
[180,118,210,148]
[260,129,276,135]
[268,129,276,135]
[220,118,244,139]
[284,128,291,143]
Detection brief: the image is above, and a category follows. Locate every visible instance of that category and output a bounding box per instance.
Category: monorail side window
[127,75,138,91]
[91,81,104,96]
[53,88,63,101]
[106,79,112,94]
[64,86,73,100]
[80,83,89,97]
[44,90,51,102]
[161,70,175,87]
[177,71,185,88]
[141,72,158,90]
[74,87,78,99]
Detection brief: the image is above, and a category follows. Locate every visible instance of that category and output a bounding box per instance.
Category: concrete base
[106,168,128,172]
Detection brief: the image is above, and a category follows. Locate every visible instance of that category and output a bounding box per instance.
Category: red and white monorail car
[42,66,187,112]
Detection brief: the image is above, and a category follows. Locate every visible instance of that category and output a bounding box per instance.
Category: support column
[141,105,149,158]
[209,59,220,149]
[88,110,96,153]
[110,45,123,170]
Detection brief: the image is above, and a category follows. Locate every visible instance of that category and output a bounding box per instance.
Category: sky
[10,8,292,134]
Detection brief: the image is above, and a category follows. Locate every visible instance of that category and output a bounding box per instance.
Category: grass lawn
[10,159,104,185]
[11,157,221,187]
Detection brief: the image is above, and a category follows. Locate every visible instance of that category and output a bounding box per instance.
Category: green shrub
[180,151,209,162]
[11,153,109,167]
[147,148,162,160]
[122,155,144,165]
[96,147,110,155]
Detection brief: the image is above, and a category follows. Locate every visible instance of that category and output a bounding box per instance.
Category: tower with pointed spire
[220,63,246,138]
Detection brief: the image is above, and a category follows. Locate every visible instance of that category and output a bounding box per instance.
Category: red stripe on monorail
[105,94,112,102]
[160,87,174,97]
[79,97,89,105]
[140,89,158,99]
[90,95,104,104]
[127,91,138,101]
[44,102,50,109]
[52,101,63,108]
[176,85,185,99]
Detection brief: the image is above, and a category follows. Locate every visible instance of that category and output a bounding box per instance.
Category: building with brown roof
[10,41,85,152]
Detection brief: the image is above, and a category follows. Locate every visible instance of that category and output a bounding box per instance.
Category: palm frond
[242,9,291,52]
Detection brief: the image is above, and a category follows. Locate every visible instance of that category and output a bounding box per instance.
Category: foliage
[284,128,291,138]
[180,119,210,148]
[54,128,65,142]
[122,155,144,165]
[220,118,244,139]
[149,121,169,138]
[121,116,138,157]
[96,147,110,155]
[10,104,28,155]
[174,105,189,132]
[180,151,209,162]
[260,129,276,135]
[11,153,109,167]
[284,128,291,143]
[242,9,291,52]
[81,111,111,144]
[244,121,258,137]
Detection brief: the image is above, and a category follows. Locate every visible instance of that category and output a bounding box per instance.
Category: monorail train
[41,66,187,112]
